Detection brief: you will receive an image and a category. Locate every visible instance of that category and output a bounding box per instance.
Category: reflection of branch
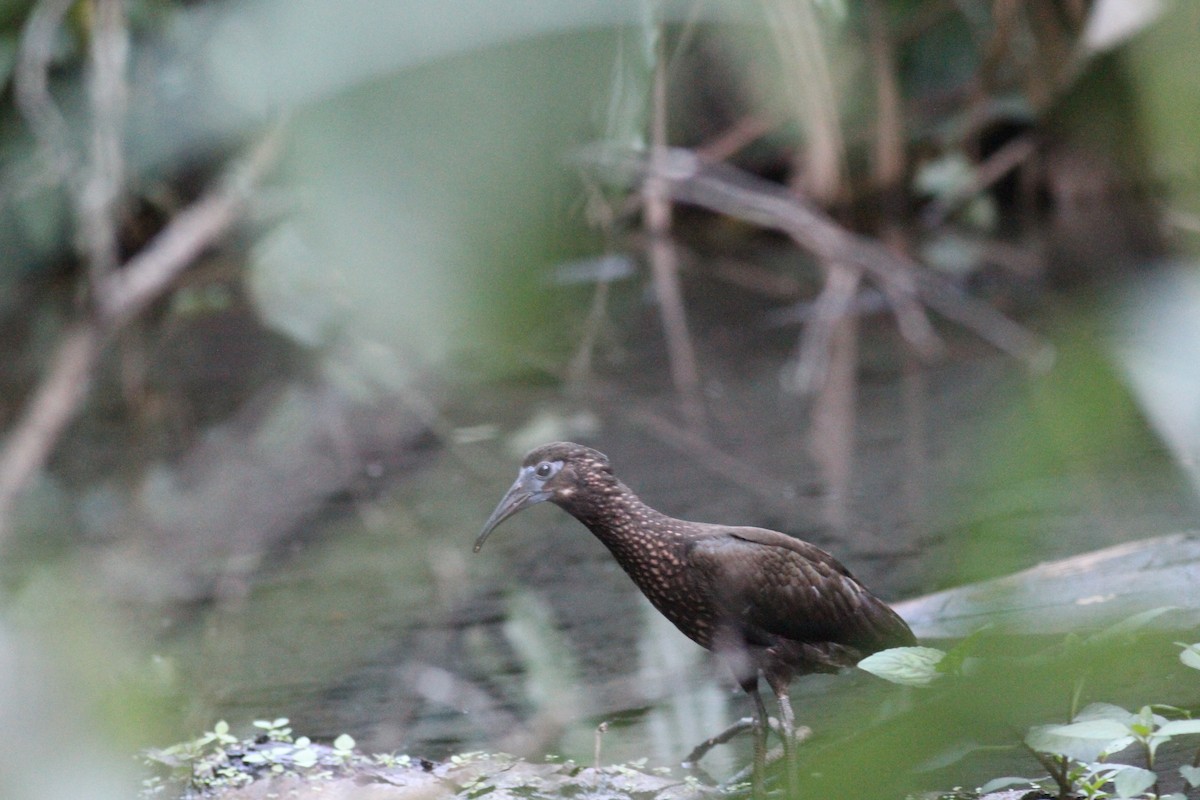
[0,130,281,550]
[782,263,862,394]
[578,145,1053,369]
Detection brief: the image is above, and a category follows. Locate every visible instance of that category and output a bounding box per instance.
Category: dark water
[165,294,1200,778]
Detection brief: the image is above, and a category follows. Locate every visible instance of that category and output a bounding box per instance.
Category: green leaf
[1078,702,1134,720]
[1085,606,1178,645]
[333,733,356,752]
[1026,721,1134,762]
[1157,720,1200,737]
[292,747,319,769]
[1045,719,1132,739]
[1179,764,1200,787]
[1177,642,1200,670]
[857,646,946,687]
[1112,766,1156,799]
[978,776,1037,793]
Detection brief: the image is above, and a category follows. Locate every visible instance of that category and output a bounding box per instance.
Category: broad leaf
[1111,765,1156,799]
[1026,722,1134,762]
[1179,764,1200,787]
[1075,702,1136,724]
[857,646,946,687]
[978,776,1038,793]
[1043,719,1131,739]
[1156,719,1200,737]
[1178,642,1200,670]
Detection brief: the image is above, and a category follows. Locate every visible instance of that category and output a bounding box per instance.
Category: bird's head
[474,441,612,552]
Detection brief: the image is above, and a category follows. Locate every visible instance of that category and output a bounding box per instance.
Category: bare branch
[0,324,101,537]
[576,145,1053,369]
[922,133,1038,228]
[684,717,755,765]
[96,128,282,326]
[0,129,282,550]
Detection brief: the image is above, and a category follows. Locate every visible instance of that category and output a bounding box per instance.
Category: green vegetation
[144,717,368,795]
[861,633,1200,800]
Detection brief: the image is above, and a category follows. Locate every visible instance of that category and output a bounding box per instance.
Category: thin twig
[79,0,130,287]
[0,325,101,533]
[643,20,705,432]
[96,128,282,326]
[923,133,1038,228]
[684,717,756,765]
[693,116,775,164]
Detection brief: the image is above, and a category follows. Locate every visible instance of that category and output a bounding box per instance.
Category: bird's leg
[774,684,799,797]
[746,680,770,797]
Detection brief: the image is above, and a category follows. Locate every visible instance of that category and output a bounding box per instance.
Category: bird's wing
[686,526,914,652]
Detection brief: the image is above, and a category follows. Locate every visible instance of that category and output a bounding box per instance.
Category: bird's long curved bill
[473,478,548,552]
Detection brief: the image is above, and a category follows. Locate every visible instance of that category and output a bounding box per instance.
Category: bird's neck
[556,481,684,566]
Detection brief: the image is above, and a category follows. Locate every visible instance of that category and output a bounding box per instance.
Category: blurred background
[1,0,1200,797]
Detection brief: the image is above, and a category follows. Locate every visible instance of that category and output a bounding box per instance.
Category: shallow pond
[162,288,1200,781]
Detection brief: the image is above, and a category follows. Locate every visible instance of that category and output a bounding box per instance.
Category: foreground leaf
[857,646,946,687]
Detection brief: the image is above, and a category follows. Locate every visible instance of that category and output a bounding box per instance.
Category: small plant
[864,631,1200,799]
[1015,641,1200,800]
[143,719,377,796]
[252,716,293,742]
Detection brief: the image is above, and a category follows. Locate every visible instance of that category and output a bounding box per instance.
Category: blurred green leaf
[858,646,946,687]
[1111,765,1156,799]
[1178,642,1200,670]
[1040,719,1130,740]
[1155,719,1200,737]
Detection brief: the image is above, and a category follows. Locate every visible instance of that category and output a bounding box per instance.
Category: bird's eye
[534,461,554,479]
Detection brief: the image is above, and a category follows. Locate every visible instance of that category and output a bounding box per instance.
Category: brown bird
[474,441,915,790]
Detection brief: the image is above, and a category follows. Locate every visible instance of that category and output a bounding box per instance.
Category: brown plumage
[475,441,915,788]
